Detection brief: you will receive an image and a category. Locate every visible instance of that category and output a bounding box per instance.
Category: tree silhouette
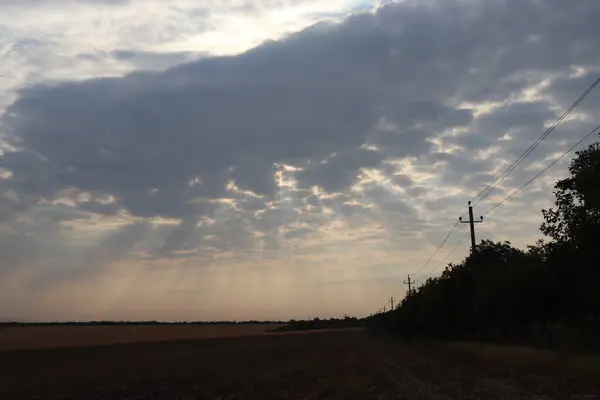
[541,142,600,246]
[368,139,600,352]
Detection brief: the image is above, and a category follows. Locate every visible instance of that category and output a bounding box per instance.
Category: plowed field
[1,327,599,399]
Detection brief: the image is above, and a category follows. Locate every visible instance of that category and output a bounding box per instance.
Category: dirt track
[1,329,599,399]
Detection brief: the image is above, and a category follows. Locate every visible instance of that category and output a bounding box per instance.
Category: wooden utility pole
[383,305,386,313]
[460,201,483,254]
[404,274,414,294]
[390,296,395,310]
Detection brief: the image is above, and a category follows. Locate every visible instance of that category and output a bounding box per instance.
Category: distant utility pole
[460,201,483,254]
[389,296,395,310]
[383,305,386,313]
[404,274,414,294]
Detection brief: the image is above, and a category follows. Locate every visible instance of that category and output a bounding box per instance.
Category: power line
[374,120,598,318]
[412,218,460,275]
[377,123,598,319]
[380,77,600,319]
[383,233,466,312]
[472,75,600,206]
[459,201,484,254]
[415,234,467,279]
[403,274,414,294]
[443,236,466,264]
[474,75,600,205]
[483,122,600,216]
[383,231,467,313]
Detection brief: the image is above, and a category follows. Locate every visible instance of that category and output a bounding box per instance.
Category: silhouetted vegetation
[368,141,600,353]
[0,320,284,327]
[272,316,364,332]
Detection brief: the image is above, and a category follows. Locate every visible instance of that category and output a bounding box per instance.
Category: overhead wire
[483,122,600,216]
[442,235,467,264]
[472,75,600,207]
[415,230,467,279]
[412,218,460,276]
[381,122,600,316]
[378,76,600,319]
[406,75,600,292]
[384,227,465,313]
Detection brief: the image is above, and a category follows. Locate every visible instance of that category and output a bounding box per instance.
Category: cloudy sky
[0,0,599,322]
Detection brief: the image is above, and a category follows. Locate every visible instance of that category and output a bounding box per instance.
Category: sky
[0,0,599,322]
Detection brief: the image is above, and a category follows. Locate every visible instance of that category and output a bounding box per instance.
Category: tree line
[0,320,286,327]
[367,140,600,352]
[272,316,364,332]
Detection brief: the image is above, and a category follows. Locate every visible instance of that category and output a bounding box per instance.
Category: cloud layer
[1,0,600,321]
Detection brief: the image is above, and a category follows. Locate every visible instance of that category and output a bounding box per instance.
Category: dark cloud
[363,184,412,215]
[252,207,300,233]
[390,174,414,188]
[541,69,600,115]
[450,100,557,152]
[405,186,428,199]
[338,203,370,219]
[0,0,129,4]
[295,148,383,192]
[77,50,207,71]
[1,0,600,276]
[283,226,313,240]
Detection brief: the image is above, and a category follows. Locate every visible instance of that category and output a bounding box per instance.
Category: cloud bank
[1,0,600,320]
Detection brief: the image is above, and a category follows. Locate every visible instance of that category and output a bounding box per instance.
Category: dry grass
[0,324,281,351]
[1,329,599,399]
[442,341,600,377]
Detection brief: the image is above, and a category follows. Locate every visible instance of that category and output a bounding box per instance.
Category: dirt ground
[1,328,599,399]
[0,324,280,351]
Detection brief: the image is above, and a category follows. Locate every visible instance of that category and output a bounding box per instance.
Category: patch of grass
[441,341,600,377]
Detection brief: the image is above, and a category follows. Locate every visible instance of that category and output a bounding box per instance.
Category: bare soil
[1,328,599,399]
[0,324,280,351]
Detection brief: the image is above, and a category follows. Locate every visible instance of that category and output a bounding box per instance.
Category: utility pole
[460,201,483,254]
[404,274,414,294]
[383,305,386,313]
[390,296,395,310]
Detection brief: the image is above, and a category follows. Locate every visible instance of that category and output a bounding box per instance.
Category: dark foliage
[368,141,600,352]
[0,320,285,327]
[273,316,364,332]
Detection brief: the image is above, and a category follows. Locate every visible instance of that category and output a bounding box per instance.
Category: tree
[541,142,600,247]
[368,140,600,351]
[540,142,600,318]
